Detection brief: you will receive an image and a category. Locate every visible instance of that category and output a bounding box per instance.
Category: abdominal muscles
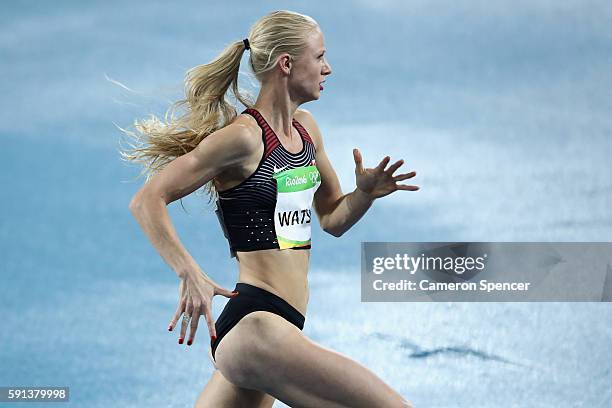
[235,248,310,315]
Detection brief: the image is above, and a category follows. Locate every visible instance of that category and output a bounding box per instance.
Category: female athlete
[125,10,418,408]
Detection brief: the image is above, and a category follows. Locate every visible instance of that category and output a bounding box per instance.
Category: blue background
[2,1,611,406]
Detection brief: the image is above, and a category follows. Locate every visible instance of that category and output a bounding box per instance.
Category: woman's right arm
[128,122,259,344]
[128,122,257,280]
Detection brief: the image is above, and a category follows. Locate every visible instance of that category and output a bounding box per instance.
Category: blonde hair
[118,10,319,202]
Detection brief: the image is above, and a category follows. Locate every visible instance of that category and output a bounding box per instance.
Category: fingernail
[232,291,239,297]
[168,325,173,331]
[178,338,184,344]
[187,339,192,346]
[211,335,217,342]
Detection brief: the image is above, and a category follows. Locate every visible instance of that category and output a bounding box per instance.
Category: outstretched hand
[353,148,419,199]
[168,272,238,346]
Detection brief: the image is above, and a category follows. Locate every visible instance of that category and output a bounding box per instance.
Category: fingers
[170,280,239,347]
[393,171,417,181]
[187,304,201,346]
[353,148,364,174]
[215,285,239,299]
[375,156,391,172]
[202,301,216,342]
[395,184,420,191]
[171,300,218,347]
[385,159,404,175]
[179,300,194,344]
[168,298,186,332]
[356,151,413,178]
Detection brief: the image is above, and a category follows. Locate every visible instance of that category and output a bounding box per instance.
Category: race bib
[272,165,321,249]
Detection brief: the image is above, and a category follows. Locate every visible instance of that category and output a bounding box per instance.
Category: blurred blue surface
[1,1,611,406]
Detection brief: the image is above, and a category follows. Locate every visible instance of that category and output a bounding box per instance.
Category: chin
[303,94,319,103]
[300,88,321,102]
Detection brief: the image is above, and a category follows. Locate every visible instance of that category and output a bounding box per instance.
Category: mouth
[319,80,326,91]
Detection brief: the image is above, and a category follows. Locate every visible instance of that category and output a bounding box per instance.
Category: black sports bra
[215,108,321,258]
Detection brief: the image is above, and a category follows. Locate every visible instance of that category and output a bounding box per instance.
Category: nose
[323,60,332,76]
[323,57,332,76]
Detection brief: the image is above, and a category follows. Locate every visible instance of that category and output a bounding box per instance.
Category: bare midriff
[215,112,313,317]
[235,248,310,316]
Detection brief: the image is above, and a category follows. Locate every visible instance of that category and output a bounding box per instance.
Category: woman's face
[288,26,332,102]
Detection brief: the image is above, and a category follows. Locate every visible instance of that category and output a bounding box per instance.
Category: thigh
[215,311,413,408]
[194,369,275,408]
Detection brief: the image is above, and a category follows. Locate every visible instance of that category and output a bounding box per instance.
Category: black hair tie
[243,38,250,50]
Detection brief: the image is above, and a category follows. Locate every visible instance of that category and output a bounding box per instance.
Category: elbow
[128,191,143,213]
[320,215,344,237]
[323,224,344,238]
[129,189,167,214]
[129,189,156,214]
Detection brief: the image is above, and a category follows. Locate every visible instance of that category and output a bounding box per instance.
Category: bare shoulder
[193,121,261,176]
[193,113,266,190]
[294,108,324,151]
[196,115,261,158]
[232,111,262,134]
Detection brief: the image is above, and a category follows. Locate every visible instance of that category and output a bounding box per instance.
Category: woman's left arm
[297,110,419,237]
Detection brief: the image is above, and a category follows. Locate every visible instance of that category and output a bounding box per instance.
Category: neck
[252,82,301,139]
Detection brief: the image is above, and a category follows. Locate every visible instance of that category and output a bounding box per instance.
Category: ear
[277,53,293,75]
